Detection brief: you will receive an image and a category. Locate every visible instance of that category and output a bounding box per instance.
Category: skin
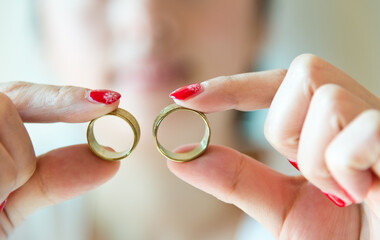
[1,2,379,240]
[1,54,380,240]
[39,0,262,91]
[37,0,263,239]
[170,54,380,239]
[0,82,121,239]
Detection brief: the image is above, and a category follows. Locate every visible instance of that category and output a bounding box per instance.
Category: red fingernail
[322,192,346,207]
[88,90,121,104]
[0,198,8,213]
[170,83,202,100]
[287,159,300,171]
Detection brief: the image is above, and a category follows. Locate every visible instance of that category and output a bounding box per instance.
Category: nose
[107,1,179,52]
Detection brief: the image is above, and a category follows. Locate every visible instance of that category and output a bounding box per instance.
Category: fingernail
[170,83,203,100]
[287,159,300,171]
[87,90,121,105]
[322,192,346,207]
[0,198,8,213]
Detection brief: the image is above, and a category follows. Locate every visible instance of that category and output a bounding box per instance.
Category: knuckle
[312,84,347,115]
[325,144,351,169]
[219,75,240,107]
[326,109,380,171]
[55,85,76,99]
[47,85,75,106]
[360,109,380,139]
[312,84,344,108]
[311,84,347,131]
[346,155,369,170]
[264,124,299,155]
[288,54,326,93]
[327,145,369,171]
[291,54,323,71]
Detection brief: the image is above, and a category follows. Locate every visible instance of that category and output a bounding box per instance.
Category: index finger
[169,69,286,113]
[0,81,121,123]
[169,55,380,162]
[169,55,379,114]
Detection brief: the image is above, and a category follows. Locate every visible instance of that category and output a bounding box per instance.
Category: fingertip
[169,81,219,113]
[166,144,249,199]
[83,145,121,177]
[169,83,203,101]
[166,144,200,175]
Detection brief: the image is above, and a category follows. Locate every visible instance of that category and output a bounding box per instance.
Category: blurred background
[0,0,379,239]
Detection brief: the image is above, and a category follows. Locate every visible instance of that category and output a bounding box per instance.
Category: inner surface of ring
[87,122,132,159]
[153,105,210,162]
[157,126,210,161]
[87,108,140,161]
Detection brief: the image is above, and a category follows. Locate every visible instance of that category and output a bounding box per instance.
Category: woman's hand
[168,54,380,239]
[0,82,121,239]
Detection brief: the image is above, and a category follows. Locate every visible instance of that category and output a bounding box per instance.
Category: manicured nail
[322,192,346,207]
[170,83,203,100]
[0,198,8,213]
[88,90,121,104]
[287,159,300,171]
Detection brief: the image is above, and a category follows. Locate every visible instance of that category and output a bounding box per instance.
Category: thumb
[0,81,121,123]
[5,144,120,226]
[167,145,300,236]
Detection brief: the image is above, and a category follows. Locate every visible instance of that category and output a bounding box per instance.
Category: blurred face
[40,0,263,92]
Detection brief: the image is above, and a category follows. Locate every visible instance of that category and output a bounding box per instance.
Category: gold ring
[153,103,211,162]
[87,108,140,161]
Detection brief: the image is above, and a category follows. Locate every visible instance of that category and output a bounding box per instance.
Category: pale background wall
[1,0,379,92]
[0,0,379,239]
[260,0,380,94]
[0,1,89,239]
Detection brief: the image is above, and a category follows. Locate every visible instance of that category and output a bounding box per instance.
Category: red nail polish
[322,192,346,207]
[0,199,7,213]
[287,159,300,171]
[88,90,121,104]
[170,83,202,100]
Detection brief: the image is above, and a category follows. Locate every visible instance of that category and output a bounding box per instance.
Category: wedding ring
[87,108,140,161]
[153,104,211,162]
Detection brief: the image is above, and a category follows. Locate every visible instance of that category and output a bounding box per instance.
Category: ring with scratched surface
[153,103,211,162]
[87,108,140,161]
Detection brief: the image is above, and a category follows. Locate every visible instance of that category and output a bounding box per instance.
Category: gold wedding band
[153,104,211,162]
[87,108,140,161]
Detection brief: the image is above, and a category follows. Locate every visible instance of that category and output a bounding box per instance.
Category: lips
[113,60,189,91]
